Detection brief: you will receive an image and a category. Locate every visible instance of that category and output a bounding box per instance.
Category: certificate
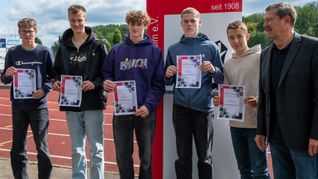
[59,75,82,107]
[13,69,36,99]
[113,80,138,116]
[217,84,245,121]
[176,55,202,88]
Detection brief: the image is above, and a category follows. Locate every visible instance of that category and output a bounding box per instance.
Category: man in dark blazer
[254,2,318,179]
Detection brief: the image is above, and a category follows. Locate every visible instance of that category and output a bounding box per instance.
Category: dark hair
[265,2,297,26]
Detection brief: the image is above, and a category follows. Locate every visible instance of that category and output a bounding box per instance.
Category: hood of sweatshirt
[179,32,210,43]
[232,44,262,58]
[59,26,97,47]
[124,33,154,47]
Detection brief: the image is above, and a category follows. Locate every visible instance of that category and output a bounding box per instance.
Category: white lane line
[0,115,114,126]
[0,127,125,142]
[0,148,140,167]
[0,110,113,116]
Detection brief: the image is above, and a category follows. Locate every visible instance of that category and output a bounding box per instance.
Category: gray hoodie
[224,44,261,128]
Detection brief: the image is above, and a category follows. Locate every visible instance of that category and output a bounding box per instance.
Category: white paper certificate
[13,69,36,99]
[113,80,138,116]
[176,55,202,88]
[217,84,245,121]
[59,75,82,107]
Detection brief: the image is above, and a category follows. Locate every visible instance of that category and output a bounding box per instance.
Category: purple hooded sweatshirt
[102,34,165,113]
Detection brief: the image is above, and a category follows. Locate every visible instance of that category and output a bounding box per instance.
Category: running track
[0,87,139,174]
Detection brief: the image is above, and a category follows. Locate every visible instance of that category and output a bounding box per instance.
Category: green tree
[245,21,257,34]
[248,32,271,48]
[102,39,112,51]
[295,2,318,36]
[112,28,122,45]
[51,41,59,57]
[35,37,42,45]
[93,24,128,48]
[95,30,105,40]
[243,13,264,32]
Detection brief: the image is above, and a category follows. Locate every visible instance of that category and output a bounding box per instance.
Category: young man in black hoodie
[53,4,107,179]
[1,17,54,179]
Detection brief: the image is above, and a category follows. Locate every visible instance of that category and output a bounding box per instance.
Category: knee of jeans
[73,147,85,154]
[10,149,27,157]
[92,150,104,161]
[253,165,269,177]
[197,153,213,164]
[197,160,213,167]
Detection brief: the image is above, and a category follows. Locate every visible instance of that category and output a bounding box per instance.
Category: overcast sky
[0,0,314,47]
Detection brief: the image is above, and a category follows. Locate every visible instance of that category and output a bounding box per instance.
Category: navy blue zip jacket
[165,33,223,113]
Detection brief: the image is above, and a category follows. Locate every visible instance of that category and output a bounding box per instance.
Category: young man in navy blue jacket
[103,10,165,179]
[1,17,54,179]
[165,7,223,179]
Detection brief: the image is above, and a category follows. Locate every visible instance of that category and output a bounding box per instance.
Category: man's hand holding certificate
[176,55,202,88]
[113,80,138,116]
[217,84,245,121]
[13,68,36,99]
[59,75,82,107]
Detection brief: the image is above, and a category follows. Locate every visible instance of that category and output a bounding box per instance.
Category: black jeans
[10,108,52,179]
[113,111,156,179]
[173,104,214,179]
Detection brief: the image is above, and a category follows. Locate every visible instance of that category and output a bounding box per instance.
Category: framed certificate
[113,80,138,116]
[217,84,245,121]
[59,75,82,107]
[176,55,202,88]
[13,68,36,99]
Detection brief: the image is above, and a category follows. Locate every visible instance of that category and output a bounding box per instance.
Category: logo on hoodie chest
[120,58,148,70]
[15,60,42,66]
[70,52,88,63]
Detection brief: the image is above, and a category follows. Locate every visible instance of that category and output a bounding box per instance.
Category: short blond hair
[125,10,151,26]
[18,17,37,30]
[68,4,86,18]
[227,20,248,33]
[181,7,200,18]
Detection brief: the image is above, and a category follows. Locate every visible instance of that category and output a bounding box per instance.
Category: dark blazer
[257,33,318,150]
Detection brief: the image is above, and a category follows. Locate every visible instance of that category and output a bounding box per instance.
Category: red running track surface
[0,88,140,174]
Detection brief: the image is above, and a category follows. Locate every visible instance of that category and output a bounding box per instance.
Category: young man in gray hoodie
[214,20,269,179]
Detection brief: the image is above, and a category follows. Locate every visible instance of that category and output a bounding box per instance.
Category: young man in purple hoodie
[103,10,165,179]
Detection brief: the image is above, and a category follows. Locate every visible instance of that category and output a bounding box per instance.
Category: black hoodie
[54,26,108,111]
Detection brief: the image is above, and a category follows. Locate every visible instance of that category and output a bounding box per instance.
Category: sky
[0,0,314,47]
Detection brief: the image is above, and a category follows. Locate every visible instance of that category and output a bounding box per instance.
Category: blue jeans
[270,138,318,179]
[230,127,269,179]
[113,111,156,179]
[172,104,214,179]
[66,110,104,179]
[11,108,52,179]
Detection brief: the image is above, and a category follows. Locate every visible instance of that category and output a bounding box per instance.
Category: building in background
[0,37,20,72]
